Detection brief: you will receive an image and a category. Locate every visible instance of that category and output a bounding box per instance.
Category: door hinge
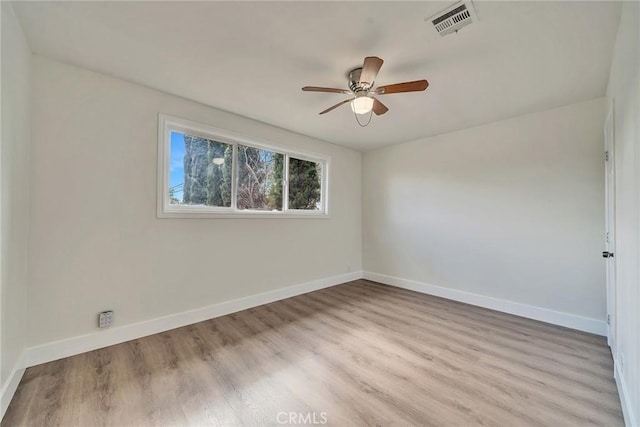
[606,232,610,243]
[607,314,610,325]
[605,151,609,161]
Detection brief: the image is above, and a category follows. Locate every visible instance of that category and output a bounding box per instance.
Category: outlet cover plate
[98,310,114,328]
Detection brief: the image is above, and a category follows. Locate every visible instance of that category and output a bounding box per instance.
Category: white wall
[0,0,31,412]
[363,98,606,327]
[28,56,362,348]
[607,2,640,425]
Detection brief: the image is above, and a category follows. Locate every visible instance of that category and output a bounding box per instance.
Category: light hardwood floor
[3,280,623,426]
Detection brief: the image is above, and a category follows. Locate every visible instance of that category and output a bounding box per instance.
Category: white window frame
[157,114,330,218]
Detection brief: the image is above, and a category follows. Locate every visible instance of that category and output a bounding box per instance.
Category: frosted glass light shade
[350,95,374,114]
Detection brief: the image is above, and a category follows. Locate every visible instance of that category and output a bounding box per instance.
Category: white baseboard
[615,361,637,427]
[363,272,607,336]
[12,271,621,422]
[1,351,25,421]
[26,271,362,368]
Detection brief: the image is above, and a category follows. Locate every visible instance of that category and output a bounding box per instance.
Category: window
[158,114,329,218]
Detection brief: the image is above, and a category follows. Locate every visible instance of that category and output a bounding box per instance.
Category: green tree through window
[182,135,232,207]
[288,157,321,210]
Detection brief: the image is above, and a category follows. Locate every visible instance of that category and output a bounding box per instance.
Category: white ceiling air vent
[427,1,478,37]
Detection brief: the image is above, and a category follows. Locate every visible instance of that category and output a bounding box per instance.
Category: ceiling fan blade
[319,99,352,115]
[372,98,389,116]
[376,80,429,95]
[302,86,349,94]
[360,56,384,86]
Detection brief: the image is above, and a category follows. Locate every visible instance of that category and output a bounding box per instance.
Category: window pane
[288,157,322,210]
[237,145,283,211]
[170,131,232,207]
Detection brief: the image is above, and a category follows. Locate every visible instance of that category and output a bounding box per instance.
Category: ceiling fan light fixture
[350,93,374,115]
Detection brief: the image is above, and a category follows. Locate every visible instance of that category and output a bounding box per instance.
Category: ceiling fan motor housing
[348,67,373,92]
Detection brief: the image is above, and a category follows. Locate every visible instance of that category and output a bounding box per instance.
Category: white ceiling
[13,1,621,151]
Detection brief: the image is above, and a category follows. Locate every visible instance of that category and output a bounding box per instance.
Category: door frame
[604,100,616,351]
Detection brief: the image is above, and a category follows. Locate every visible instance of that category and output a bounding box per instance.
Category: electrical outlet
[98,310,114,328]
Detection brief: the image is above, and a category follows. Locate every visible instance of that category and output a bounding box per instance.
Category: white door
[604,103,616,350]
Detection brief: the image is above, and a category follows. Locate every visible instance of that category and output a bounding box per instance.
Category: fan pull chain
[354,111,373,127]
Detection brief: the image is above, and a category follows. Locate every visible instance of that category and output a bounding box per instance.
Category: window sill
[157,209,330,219]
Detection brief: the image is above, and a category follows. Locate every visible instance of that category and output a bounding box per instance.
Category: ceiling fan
[302,56,429,125]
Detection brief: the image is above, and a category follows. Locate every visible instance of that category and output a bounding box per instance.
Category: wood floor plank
[2,280,623,426]
[296,290,620,424]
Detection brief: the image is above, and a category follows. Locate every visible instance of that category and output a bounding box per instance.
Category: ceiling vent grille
[427,1,477,37]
